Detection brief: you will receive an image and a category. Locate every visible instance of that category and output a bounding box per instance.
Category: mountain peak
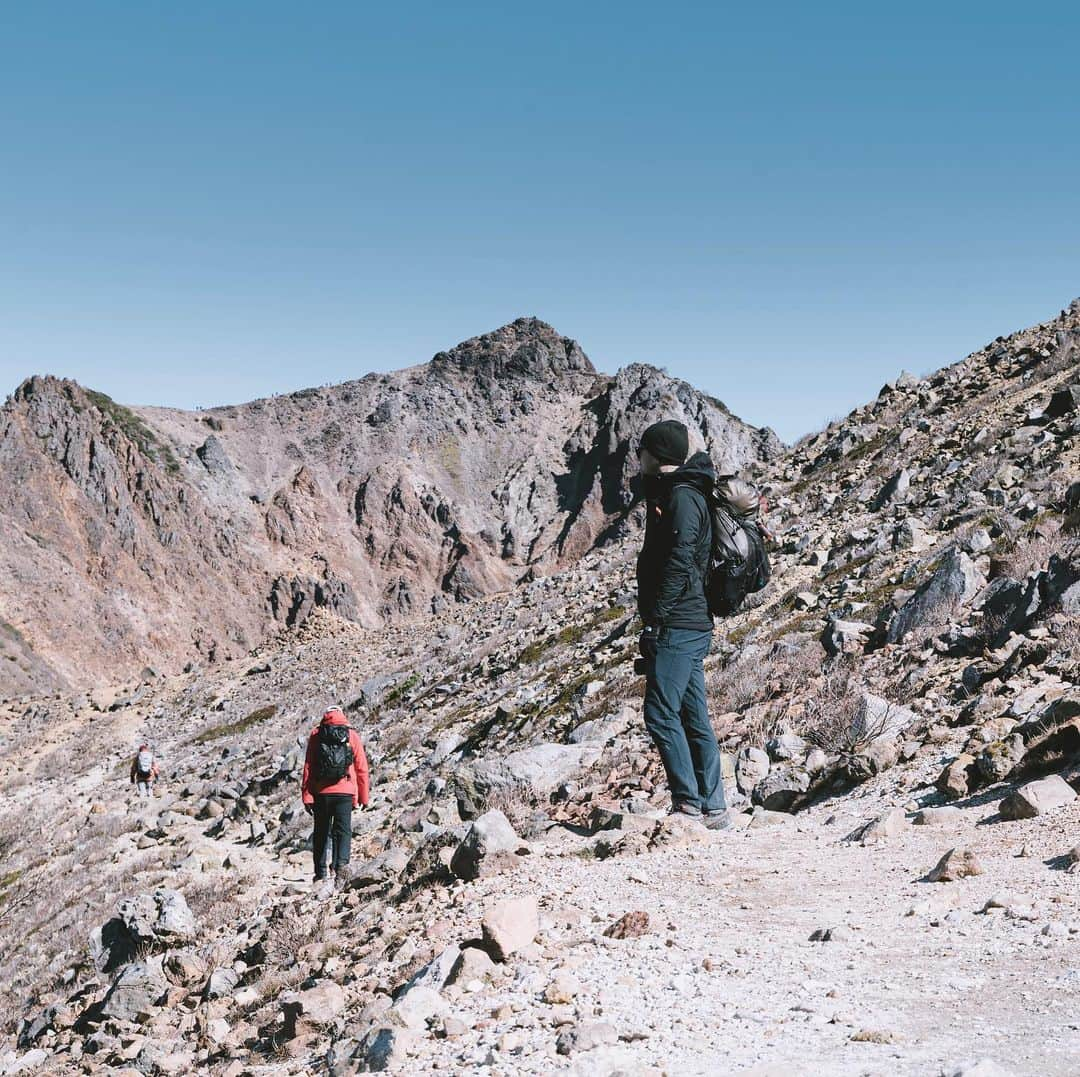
[431,317,596,379]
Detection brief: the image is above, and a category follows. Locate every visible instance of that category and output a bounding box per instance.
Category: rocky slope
[0,299,1075,1076]
[0,318,780,694]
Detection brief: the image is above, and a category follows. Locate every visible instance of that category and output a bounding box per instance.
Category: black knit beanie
[639,420,689,466]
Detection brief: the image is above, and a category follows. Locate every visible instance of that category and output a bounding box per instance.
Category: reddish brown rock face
[0,317,779,692]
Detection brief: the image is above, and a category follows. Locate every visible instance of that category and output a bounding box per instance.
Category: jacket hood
[322,708,348,725]
[643,451,716,500]
[672,452,716,488]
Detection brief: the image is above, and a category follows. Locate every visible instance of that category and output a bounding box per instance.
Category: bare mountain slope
[0,300,1076,1075]
[0,318,780,693]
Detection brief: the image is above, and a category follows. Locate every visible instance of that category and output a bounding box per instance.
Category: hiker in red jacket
[301,708,369,893]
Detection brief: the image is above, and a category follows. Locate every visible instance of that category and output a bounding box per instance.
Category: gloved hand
[638,626,659,661]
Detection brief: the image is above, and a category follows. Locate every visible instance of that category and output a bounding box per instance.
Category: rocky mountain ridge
[0,299,1075,1075]
[0,318,780,694]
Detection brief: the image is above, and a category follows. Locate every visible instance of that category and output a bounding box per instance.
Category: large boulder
[937,754,978,801]
[975,735,1026,783]
[750,766,810,812]
[449,809,526,881]
[999,775,1077,820]
[979,575,1042,645]
[90,889,196,973]
[852,693,916,744]
[735,746,770,794]
[100,957,169,1022]
[454,742,602,817]
[887,548,985,643]
[821,618,874,657]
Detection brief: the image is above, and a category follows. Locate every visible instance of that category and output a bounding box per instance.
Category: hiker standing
[636,420,732,829]
[301,708,369,893]
[130,744,159,798]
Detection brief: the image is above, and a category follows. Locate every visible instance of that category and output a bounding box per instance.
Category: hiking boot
[333,867,350,892]
[703,810,735,831]
[670,802,703,818]
[313,876,334,899]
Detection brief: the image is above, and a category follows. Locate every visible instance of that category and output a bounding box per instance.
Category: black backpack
[698,475,771,617]
[316,723,354,783]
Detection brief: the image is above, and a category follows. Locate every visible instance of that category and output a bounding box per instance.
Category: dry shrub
[35,742,98,782]
[82,811,141,842]
[993,518,1077,581]
[730,704,782,750]
[264,907,322,970]
[708,639,821,715]
[479,782,541,836]
[1056,618,1080,663]
[995,534,1057,579]
[707,649,770,713]
[798,659,897,755]
[184,873,248,931]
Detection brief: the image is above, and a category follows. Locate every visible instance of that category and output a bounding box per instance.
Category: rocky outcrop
[0,319,779,692]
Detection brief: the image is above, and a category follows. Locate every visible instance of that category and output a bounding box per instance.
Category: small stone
[555,1020,618,1055]
[855,806,907,846]
[481,895,539,962]
[446,945,497,988]
[543,971,580,1004]
[946,1060,1016,1077]
[603,910,650,939]
[913,806,962,828]
[450,810,525,881]
[809,925,853,942]
[928,847,983,882]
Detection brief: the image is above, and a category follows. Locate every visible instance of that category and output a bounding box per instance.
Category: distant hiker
[301,707,370,893]
[636,420,733,829]
[130,744,159,798]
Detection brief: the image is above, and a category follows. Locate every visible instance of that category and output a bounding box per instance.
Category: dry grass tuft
[479,782,541,836]
[797,659,898,755]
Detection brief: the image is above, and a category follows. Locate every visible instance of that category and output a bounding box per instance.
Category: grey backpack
[701,476,771,617]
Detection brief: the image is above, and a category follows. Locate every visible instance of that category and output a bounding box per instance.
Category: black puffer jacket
[636,452,715,631]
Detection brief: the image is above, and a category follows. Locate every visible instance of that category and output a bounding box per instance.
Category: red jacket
[301,709,369,808]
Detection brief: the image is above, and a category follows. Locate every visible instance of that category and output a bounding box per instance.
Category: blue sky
[1,2,1077,441]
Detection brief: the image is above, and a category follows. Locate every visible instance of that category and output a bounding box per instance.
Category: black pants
[312,794,353,879]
